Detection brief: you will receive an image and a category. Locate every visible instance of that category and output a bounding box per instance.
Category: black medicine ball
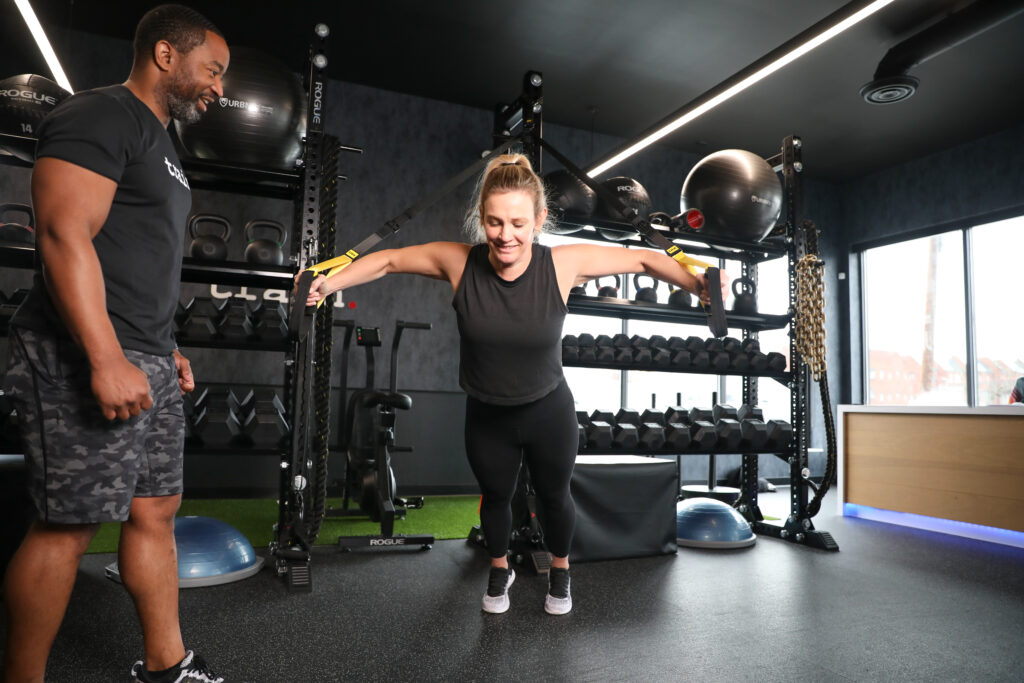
[544,169,595,235]
[680,149,782,243]
[0,74,72,162]
[597,176,651,241]
[174,47,306,170]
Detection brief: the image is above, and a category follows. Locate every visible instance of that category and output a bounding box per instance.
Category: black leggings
[465,380,577,559]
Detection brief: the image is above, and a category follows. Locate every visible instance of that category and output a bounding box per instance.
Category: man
[2,5,233,682]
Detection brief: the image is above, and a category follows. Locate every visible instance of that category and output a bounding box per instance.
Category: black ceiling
[4,0,1024,181]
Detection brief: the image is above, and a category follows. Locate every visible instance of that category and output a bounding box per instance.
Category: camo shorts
[3,327,185,524]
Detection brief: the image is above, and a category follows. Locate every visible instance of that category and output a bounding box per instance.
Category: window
[862,231,967,406]
[859,213,1024,407]
[970,215,1024,405]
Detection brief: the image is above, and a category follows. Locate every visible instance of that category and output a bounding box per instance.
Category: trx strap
[289,135,524,339]
[536,138,728,337]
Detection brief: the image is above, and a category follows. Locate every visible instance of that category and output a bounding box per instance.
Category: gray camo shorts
[3,327,185,524]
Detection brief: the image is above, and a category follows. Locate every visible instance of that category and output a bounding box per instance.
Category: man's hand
[173,348,195,394]
[91,356,153,420]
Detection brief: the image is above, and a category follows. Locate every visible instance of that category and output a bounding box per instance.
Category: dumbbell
[709,404,744,452]
[213,300,250,341]
[764,419,794,451]
[766,352,787,372]
[594,335,617,363]
[629,336,652,366]
[689,347,711,371]
[692,406,742,452]
[646,409,691,450]
[734,404,769,451]
[253,300,290,341]
[580,410,612,449]
[189,387,247,447]
[608,334,633,364]
[177,297,217,341]
[576,412,587,450]
[577,333,597,362]
[665,407,717,451]
[238,388,291,448]
[701,339,730,372]
[720,337,751,372]
[615,409,665,450]
[748,350,769,373]
[648,335,669,350]
[591,410,638,449]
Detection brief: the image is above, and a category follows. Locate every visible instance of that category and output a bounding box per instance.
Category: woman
[302,154,724,615]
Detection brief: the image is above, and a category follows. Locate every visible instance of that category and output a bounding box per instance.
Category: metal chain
[795,254,826,380]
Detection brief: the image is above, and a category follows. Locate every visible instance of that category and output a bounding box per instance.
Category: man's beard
[164,70,204,124]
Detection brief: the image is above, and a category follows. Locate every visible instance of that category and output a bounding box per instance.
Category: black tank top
[452,243,568,405]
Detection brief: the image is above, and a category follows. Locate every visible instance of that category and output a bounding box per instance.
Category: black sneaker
[545,567,572,615]
[131,650,226,683]
[481,566,515,614]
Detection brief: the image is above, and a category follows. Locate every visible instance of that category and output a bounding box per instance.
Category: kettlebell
[243,219,287,266]
[633,273,659,304]
[596,275,620,298]
[188,214,231,261]
[732,277,758,315]
[668,285,692,309]
[570,280,589,297]
[0,203,36,246]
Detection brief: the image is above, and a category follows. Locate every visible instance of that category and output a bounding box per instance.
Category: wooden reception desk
[838,405,1024,535]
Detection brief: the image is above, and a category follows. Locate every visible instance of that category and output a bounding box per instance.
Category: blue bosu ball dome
[676,497,756,549]
[174,516,263,587]
[105,516,263,588]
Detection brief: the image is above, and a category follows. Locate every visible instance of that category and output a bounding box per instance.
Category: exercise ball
[544,169,594,234]
[596,176,650,241]
[680,149,782,242]
[0,74,72,162]
[105,516,263,588]
[175,47,306,170]
[675,497,756,549]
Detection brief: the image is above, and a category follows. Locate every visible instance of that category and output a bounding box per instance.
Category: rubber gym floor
[1,489,1022,682]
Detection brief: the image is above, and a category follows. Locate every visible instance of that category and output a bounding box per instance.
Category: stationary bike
[332,321,434,551]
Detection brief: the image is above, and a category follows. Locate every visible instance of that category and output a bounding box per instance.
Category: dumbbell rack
[553,135,838,552]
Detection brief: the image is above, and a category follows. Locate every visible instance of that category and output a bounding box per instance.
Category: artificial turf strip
[85,495,481,554]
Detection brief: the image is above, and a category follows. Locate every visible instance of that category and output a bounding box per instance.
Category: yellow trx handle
[665,244,714,275]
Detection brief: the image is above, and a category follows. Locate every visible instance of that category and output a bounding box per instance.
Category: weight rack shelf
[180,258,295,288]
[563,359,792,382]
[180,157,303,199]
[558,212,789,264]
[567,293,791,331]
[575,448,795,456]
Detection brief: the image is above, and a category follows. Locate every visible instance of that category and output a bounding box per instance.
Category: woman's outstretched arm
[299,241,471,305]
[551,243,728,304]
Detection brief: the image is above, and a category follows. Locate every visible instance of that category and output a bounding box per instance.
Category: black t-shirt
[11,85,191,355]
[452,243,568,405]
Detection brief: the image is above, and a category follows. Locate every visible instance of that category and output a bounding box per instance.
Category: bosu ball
[106,516,263,588]
[675,497,756,549]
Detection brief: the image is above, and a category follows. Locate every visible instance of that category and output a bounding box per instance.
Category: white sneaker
[481,567,515,614]
[544,567,572,615]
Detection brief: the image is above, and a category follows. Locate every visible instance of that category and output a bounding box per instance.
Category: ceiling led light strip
[588,0,895,176]
[15,0,75,93]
